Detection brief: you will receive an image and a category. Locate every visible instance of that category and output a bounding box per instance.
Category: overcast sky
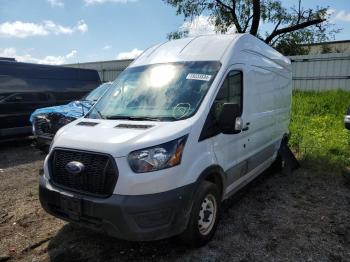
[0,0,349,65]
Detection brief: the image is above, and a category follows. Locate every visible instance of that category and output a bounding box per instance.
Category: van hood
[52,118,192,157]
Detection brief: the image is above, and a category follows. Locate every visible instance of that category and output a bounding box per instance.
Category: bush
[289,90,350,169]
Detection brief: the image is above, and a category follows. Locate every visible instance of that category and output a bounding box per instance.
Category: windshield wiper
[105,115,161,121]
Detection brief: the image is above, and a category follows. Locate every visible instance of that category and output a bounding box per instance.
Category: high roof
[130,34,290,69]
[130,34,241,67]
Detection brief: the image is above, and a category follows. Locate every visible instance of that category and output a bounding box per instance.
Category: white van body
[39,34,292,244]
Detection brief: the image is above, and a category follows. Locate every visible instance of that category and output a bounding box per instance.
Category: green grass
[289,90,350,170]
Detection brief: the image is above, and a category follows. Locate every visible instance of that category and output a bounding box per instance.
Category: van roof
[130,34,290,69]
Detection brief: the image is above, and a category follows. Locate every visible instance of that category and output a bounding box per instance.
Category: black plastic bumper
[39,177,196,241]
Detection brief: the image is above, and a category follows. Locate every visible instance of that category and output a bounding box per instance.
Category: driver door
[211,65,250,192]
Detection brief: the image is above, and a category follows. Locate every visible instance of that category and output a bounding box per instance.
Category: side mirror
[218,103,242,134]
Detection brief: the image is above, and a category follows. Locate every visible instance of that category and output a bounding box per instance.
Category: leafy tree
[163,0,340,55]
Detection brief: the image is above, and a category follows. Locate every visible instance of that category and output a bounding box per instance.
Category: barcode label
[186,73,212,81]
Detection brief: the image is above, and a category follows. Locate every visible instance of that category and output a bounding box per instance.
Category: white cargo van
[39,34,292,246]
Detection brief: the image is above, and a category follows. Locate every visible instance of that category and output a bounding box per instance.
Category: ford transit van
[39,34,292,246]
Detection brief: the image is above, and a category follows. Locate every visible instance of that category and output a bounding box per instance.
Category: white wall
[65,59,133,83]
[290,53,350,91]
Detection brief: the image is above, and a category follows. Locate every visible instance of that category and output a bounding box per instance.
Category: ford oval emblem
[65,161,85,174]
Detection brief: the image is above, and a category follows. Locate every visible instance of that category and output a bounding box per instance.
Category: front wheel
[180,181,221,247]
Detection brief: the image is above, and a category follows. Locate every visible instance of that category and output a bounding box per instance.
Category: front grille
[49,149,118,197]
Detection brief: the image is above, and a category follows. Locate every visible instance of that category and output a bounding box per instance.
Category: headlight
[128,135,188,173]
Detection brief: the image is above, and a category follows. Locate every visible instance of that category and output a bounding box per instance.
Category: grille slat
[49,149,118,197]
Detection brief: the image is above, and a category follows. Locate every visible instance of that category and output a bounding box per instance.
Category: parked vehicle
[39,34,292,246]
[30,82,112,150]
[345,106,350,130]
[0,60,101,138]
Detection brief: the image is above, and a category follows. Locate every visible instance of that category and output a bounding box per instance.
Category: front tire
[180,181,221,247]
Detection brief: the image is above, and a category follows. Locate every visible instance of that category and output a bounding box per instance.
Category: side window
[213,70,243,118]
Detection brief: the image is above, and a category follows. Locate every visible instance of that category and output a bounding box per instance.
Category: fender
[193,165,227,201]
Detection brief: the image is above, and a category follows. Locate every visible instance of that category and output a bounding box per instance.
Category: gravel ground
[0,139,349,262]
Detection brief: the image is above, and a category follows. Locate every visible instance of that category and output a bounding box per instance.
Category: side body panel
[210,64,250,187]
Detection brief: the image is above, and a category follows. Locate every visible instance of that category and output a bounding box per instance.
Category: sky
[0,0,349,65]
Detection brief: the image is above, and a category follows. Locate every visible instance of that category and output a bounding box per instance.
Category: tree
[320,44,332,54]
[163,0,340,55]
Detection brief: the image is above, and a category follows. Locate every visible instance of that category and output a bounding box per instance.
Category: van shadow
[221,164,285,211]
[46,167,283,262]
[47,224,186,262]
[0,137,45,169]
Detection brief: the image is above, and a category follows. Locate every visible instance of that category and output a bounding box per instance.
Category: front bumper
[39,176,196,241]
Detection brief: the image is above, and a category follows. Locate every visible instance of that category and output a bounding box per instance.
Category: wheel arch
[195,165,226,201]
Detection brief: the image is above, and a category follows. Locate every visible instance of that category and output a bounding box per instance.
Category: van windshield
[87,61,221,121]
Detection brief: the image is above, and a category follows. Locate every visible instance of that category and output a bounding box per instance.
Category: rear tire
[270,137,287,173]
[270,154,283,173]
[180,181,221,247]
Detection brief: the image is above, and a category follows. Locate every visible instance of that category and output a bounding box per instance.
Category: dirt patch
[0,140,349,262]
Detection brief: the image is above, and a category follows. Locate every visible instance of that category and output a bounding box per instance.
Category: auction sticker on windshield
[186,73,212,81]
